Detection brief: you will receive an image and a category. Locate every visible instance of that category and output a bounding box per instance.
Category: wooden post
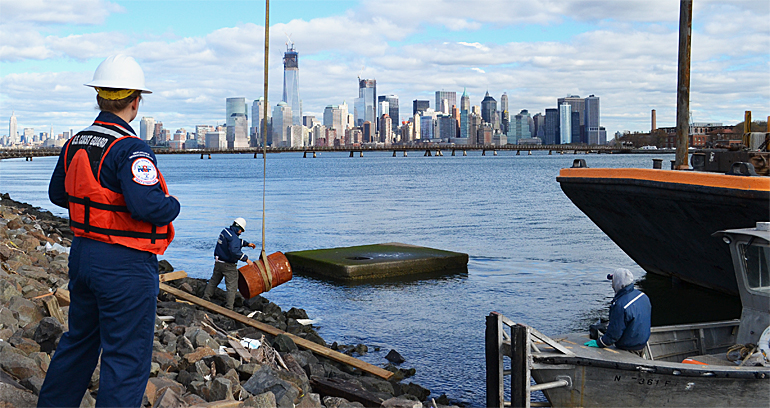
[359,151,363,157]
[403,151,407,157]
[349,151,354,157]
[303,151,307,158]
[486,313,504,408]
[312,152,316,158]
[159,283,394,380]
[393,151,397,157]
[463,150,467,156]
[675,0,692,169]
[208,154,211,159]
[510,324,531,408]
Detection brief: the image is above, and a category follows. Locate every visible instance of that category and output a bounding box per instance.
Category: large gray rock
[382,397,424,408]
[322,396,364,408]
[272,334,297,353]
[207,377,233,401]
[175,333,195,356]
[0,280,22,304]
[0,383,38,406]
[0,350,43,380]
[33,316,63,353]
[203,354,239,375]
[243,391,277,408]
[385,349,405,364]
[189,329,219,350]
[8,296,43,327]
[17,265,48,280]
[242,365,300,408]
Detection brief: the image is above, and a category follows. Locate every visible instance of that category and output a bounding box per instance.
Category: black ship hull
[557,168,770,295]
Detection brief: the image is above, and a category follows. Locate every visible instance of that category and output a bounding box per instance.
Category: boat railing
[647,319,740,362]
[486,312,574,408]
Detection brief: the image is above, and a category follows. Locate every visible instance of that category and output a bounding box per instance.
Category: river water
[0,151,741,406]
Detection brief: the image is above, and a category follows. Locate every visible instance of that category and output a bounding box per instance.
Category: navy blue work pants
[38,237,159,407]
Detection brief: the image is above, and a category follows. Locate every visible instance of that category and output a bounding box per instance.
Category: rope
[726,343,757,364]
[259,0,272,291]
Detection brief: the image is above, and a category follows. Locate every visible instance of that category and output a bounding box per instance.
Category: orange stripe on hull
[558,168,770,192]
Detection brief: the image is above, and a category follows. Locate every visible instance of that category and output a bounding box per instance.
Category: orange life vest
[64,121,174,255]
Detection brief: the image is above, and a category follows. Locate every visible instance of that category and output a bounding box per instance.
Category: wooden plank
[54,288,70,306]
[228,338,252,362]
[159,270,188,282]
[529,327,574,356]
[486,313,504,408]
[158,283,393,380]
[309,376,383,407]
[43,296,66,325]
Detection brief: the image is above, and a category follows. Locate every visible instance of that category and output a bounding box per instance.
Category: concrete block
[285,243,468,281]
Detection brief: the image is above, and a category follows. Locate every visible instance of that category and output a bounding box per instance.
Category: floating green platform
[284,243,469,281]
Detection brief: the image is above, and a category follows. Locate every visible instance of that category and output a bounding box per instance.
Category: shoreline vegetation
[0,193,456,408]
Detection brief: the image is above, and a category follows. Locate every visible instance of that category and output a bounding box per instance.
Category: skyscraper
[413,100,430,115]
[512,110,532,144]
[139,117,155,142]
[435,91,456,115]
[533,113,545,140]
[500,93,509,135]
[559,103,572,144]
[282,43,301,126]
[355,79,377,130]
[226,97,247,128]
[557,95,586,142]
[323,105,345,135]
[251,97,270,146]
[9,111,17,145]
[227,114,249,149]
[459,89,470,139]
[585,95,601,145]
[378,95,399,132]
[544,108,559,145]
[481,92,497,125]
[272,102,292,147]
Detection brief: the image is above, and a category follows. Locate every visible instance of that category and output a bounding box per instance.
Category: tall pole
[261,0,269,253]
[675,0,692,169]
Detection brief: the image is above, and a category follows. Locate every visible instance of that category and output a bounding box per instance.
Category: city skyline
[1,1,768,137]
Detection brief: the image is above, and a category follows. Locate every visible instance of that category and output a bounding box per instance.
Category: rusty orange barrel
[237,251,292,299]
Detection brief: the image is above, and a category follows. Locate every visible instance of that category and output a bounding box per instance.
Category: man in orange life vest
[40,55,180,406]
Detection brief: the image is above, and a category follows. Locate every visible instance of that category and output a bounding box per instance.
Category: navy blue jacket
[214,226,251,263]
[599,285,652,351]
[48,112,180,227]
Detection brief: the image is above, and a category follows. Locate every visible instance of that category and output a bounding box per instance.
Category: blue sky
[1,0,768,136]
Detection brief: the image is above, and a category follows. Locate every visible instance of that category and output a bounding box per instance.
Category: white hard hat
[85,54,152,93]
[233,217,247,231]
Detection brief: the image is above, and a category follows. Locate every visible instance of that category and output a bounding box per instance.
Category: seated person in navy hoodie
[585,268,652,357]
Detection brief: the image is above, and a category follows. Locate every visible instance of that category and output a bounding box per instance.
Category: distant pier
[1,144,668,161]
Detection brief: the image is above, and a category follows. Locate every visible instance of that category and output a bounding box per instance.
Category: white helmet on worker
[85,54,152,94]
[233,217,247,231]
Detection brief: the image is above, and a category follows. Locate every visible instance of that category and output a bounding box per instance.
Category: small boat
[486,223,770,407]
[557,152,770,295]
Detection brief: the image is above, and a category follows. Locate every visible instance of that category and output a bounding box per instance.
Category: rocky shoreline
[0,193,458,408]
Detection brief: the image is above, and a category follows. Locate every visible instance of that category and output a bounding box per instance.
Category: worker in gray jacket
[203,217,255,309]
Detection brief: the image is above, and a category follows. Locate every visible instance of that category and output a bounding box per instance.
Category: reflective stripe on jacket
[64,121,174,255]
[599,285,652,351]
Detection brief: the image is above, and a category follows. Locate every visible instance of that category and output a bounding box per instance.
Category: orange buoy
[237,251,292,299]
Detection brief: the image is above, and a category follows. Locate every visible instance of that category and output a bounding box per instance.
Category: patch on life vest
[131,157,159,186]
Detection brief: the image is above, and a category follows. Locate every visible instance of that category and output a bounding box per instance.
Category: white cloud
[0,0,124,25]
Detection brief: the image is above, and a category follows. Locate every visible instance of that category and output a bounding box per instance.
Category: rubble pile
[0,194,456,408]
